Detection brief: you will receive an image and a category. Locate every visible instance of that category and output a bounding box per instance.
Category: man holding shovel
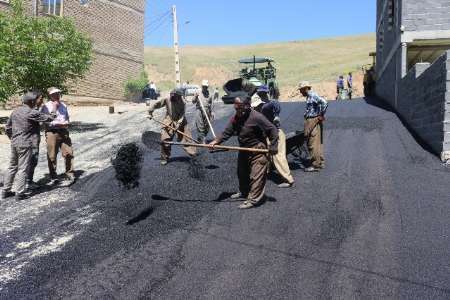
[209,95,279,209]
[298,81,328,172]
[192,80,214,143]
[148,88,196,165]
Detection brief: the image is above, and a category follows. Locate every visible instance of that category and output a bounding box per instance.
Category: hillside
[144,34,375,100]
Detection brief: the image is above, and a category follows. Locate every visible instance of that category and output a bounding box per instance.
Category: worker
[336,75,345,100]
[192,80,214,143]
[298,81,328,172]
[41,87,75,185]
[251,91,294,188]
[1,92,55,201]
[347,72,353,100]
[213,87,220,102]
[27,93,45,190]
[209,95,279,209]
[148,88,196,165]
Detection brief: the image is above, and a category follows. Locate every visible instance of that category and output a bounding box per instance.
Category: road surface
[0,98,449,299]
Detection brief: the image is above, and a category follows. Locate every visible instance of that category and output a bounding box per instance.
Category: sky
[144,0,376,46]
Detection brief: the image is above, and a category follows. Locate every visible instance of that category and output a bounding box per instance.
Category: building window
[42,0,63,16]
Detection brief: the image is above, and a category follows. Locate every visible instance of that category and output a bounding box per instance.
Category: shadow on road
[126,206,154,225]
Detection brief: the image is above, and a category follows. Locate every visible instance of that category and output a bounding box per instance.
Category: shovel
[162,141,269,154]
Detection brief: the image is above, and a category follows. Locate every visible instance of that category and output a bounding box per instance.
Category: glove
[273,116,281,128]
[269,146,278,155]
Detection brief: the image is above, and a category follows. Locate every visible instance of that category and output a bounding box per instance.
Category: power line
[145,18,170,36]
[145,13,171,36]
[144,10,171,30]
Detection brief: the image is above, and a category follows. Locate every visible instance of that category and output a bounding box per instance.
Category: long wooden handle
[150,117,199,144]
[163,141,269,153]
[197,97,217,138]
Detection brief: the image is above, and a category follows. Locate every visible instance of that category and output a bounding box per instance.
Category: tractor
[238,56,280,100]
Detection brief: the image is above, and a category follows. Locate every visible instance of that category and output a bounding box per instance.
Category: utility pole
[172,5,181,87]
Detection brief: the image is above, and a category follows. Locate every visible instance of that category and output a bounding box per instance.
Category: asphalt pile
[112,142,143,189]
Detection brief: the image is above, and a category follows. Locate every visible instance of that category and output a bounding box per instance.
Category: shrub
[124,71,148,98]
[0,0,93,102]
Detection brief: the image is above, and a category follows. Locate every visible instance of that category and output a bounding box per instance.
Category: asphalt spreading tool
[112,143,143,189]
[163,141,269,154]
[150,117,199,144]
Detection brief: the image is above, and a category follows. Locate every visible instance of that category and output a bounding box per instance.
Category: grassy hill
[144,34,375,99]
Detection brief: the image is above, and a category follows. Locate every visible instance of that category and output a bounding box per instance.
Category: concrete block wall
[396,50,450,157]
[403,0,450,31]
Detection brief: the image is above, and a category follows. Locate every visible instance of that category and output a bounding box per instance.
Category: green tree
[0,0,93,102]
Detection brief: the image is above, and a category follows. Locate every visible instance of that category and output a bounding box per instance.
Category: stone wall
[396,51,450,158]
[403,0,450,31]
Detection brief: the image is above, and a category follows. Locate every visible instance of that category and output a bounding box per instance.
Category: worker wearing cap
[209,95,279,209]
[1,92,55,201]
[298,81,328,172]
[148,88,196,165]
[251,93,294,188]
[41,87,75,184]
[192,80,214,143]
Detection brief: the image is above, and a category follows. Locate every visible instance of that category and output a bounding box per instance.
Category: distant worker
[1,92,55,201]
[148,88,196,165]
[347,72,353,100]
[298,81,328,172]
[336,75,345,100]
[41,87,75,185]
[251,91,294,188]
[192,80,214,143]
[213,87,220,102]
[149,81,157,100]
[209,95,278,209]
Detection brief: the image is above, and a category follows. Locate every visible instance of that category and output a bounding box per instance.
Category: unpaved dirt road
[0,98,449,299]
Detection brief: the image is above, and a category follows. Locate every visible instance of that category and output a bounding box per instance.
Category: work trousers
[272,129,294,184]
[304,117,325,169]
[195,112,210,144]
[45,129,74,178]
[238,151,269,204]
[3,145,32,195]
[28,145,39,183]
[161,117,196,161]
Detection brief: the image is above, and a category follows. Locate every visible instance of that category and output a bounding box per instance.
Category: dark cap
[234,92,251,105]
[22,91,40,104]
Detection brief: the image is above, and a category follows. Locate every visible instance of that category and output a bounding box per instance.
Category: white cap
[201,80,209,87]
[250,94,263,108]
[48,87,62,95]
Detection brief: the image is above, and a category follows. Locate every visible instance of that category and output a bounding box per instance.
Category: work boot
[278,182,293,188]
[49,178,60,185]
[1,189,15,200]
[239,201,255,209]
[230,192,244,200]
[160,160,168,166]
[15,193,29,201]
[26,181,40,191]
[304,166,320,173]
[64,174,76,186]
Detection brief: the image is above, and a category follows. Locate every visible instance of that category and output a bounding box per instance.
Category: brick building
[376,0,450,161]
[0,0,145,102]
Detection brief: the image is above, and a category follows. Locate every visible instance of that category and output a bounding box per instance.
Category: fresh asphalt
[1,98,450,299]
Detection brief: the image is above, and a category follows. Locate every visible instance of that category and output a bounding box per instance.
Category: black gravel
[1,98,450,299]
[112,142,143,189]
